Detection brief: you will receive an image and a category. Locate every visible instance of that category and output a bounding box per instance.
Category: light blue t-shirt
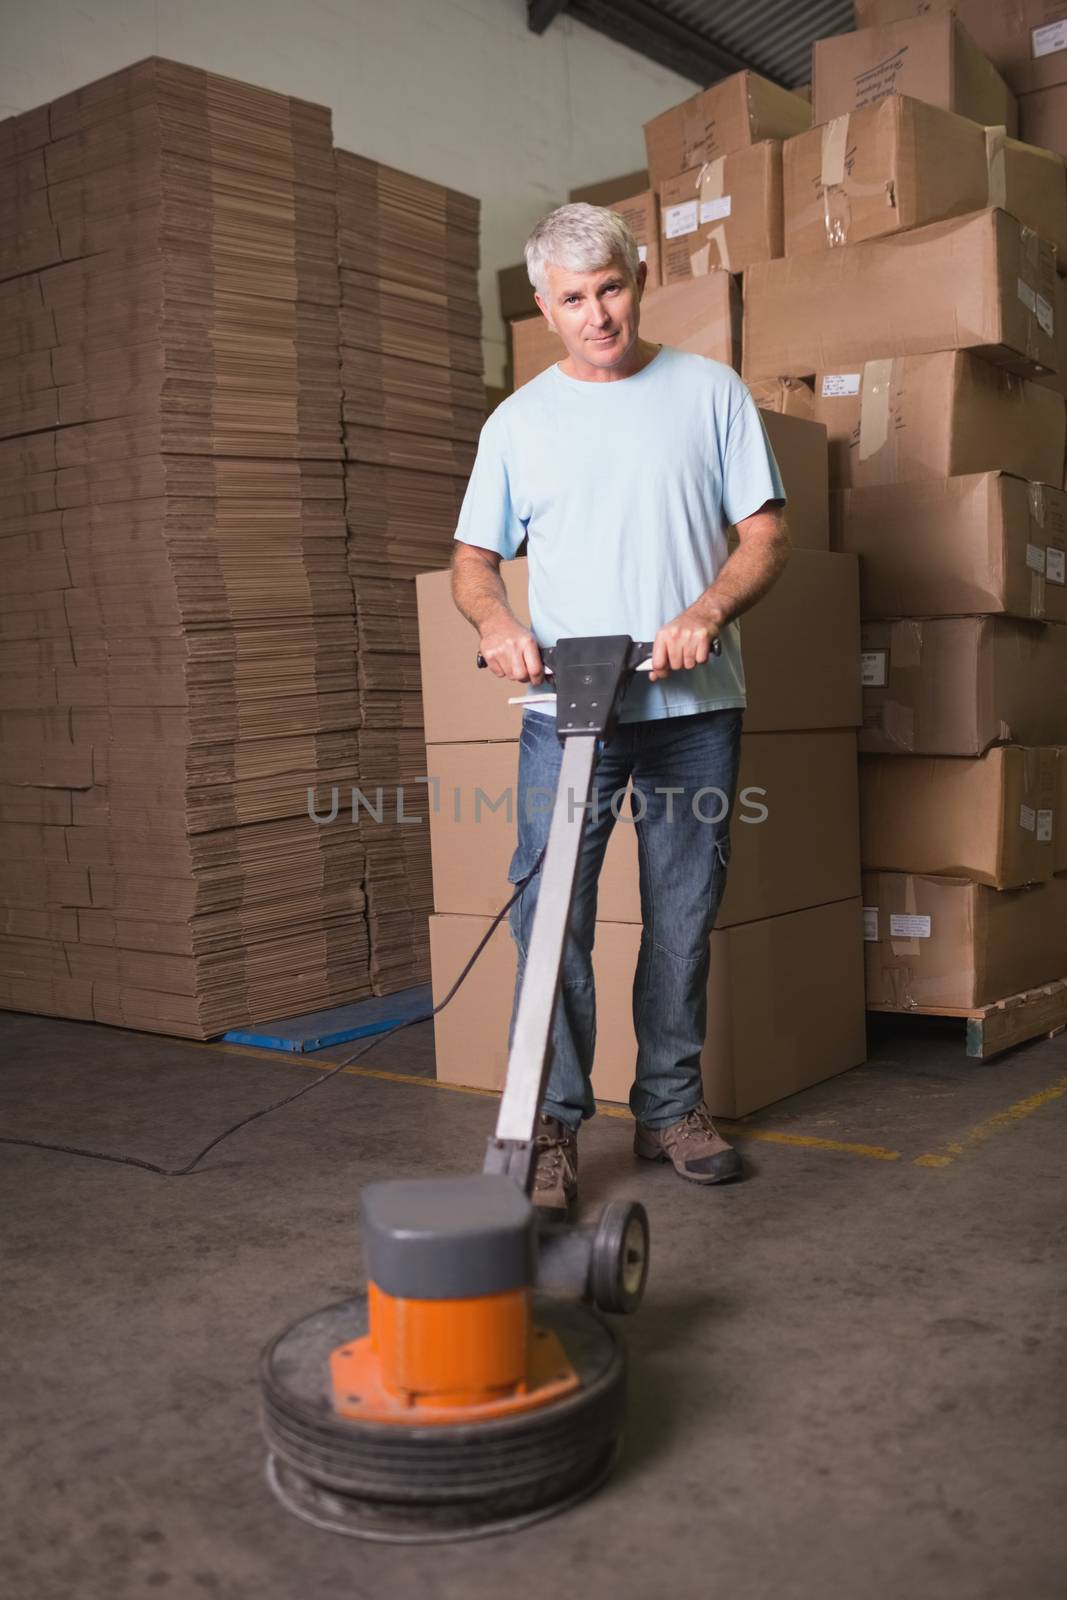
[454,345,785,721]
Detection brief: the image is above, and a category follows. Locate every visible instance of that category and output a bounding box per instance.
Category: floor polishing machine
[258,633,716,1542]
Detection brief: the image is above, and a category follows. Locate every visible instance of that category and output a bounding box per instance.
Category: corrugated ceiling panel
[626,0,854,87]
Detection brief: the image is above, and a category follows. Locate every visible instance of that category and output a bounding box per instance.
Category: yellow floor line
[913,1071,1067,1169]
[204,1040,903,1162]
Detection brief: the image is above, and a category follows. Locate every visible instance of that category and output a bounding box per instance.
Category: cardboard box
[1020,83,1067,156]
[1032,272,1067,403]
[418,549,861,744]
[784,95,989,256]
[511,271,742,389]
[498,262,538,323]
[863,871,1067,1008]
[832,472,1067,622]
[759,410,829,551]
[431,898,867,1116]
[812,351,1065,491]
[860,746,1059,887]
[660,142,782,281]
[986,126,1067,258]
[859,616,1067,755]
[746,377,815,418]
[613,190,662,289]
[644,72,810,190]
[742,209,1057,383]
[570,171,650,205]
[1058,744,1067,870]
[855,1,1067,96]
[813,16,1018,132]
[426,729,860,924]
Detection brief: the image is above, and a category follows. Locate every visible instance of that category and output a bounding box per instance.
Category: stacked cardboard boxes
[505,70,810,389]
[336,153,483,992]
[420,462,868,1115]
[852,0,1067,155]
[741,13,1067,1012]
[0,59,378,1038]
[0,60,487,1034]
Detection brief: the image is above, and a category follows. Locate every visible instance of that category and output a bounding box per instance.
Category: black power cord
[0,861,541,1177]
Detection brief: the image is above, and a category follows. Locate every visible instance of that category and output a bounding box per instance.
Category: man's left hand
[650,608,721,681]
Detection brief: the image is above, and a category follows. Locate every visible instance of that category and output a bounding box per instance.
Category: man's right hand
[478,625,545,685]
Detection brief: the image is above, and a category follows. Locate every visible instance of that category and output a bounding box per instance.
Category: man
[451,202,789,1217]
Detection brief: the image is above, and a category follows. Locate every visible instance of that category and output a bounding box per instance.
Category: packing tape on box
[690,159,731,273]
[878,620,923,753]
[688,242,711,276]
[985,125,1008,211]
[696,157,725,204]
[682,95,707,170]
[1018,224,1055,363]
[889,873,923,957]
[820,115,852,247]
[858,358,894,461]
[1029,481,1047,527]
[821,115,849,188]
[689,226,731,274]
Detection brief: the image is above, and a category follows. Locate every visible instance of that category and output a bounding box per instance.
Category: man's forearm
[692,523,790,630]
[451,552,518,635]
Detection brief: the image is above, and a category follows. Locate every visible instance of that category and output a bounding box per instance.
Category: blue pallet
[219,984,433,1054]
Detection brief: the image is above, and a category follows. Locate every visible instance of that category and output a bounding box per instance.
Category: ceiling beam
[564,0,776,88]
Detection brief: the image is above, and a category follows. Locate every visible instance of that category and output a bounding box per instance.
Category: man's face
[535,257,647,374]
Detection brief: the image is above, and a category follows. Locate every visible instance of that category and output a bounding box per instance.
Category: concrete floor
[2,1005,1066,1600]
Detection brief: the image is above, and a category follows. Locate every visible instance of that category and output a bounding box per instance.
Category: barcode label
[1037,809,1054,843]
[1033,20,1067,58]
[700,195,732,223]
[861,650,887,686]
[664,201,698,238]
[822,373,862,397]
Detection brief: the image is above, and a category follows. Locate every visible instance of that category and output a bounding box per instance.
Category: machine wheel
[589,1201,650,1315]
[259,1293,626,1543]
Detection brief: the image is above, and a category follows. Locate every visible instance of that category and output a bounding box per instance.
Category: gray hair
[524,202,640,300]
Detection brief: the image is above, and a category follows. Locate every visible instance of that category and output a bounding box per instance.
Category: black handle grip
[476,636,720,670]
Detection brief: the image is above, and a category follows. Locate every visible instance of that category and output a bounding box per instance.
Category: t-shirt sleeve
[719,379,787,528]
[453,411,527,557]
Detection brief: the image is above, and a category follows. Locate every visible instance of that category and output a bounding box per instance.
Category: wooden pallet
[868,977,1067,1061]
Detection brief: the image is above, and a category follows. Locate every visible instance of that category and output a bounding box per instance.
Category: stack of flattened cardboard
[0,59,371,1038]
[336,150,483,992]
[754,15,1067,1010]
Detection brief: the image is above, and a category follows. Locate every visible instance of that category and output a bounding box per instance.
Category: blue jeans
[507,706,743,1130]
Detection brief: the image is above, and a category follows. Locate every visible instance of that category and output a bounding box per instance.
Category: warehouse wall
[0,0,695,384]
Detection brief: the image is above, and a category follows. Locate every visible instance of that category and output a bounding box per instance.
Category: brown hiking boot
[634,1102,743,1185]
[532,1115,578,1220]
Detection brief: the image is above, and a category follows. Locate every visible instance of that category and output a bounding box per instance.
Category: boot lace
[677,1105,717,1143]
[534,1123,572,1190]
